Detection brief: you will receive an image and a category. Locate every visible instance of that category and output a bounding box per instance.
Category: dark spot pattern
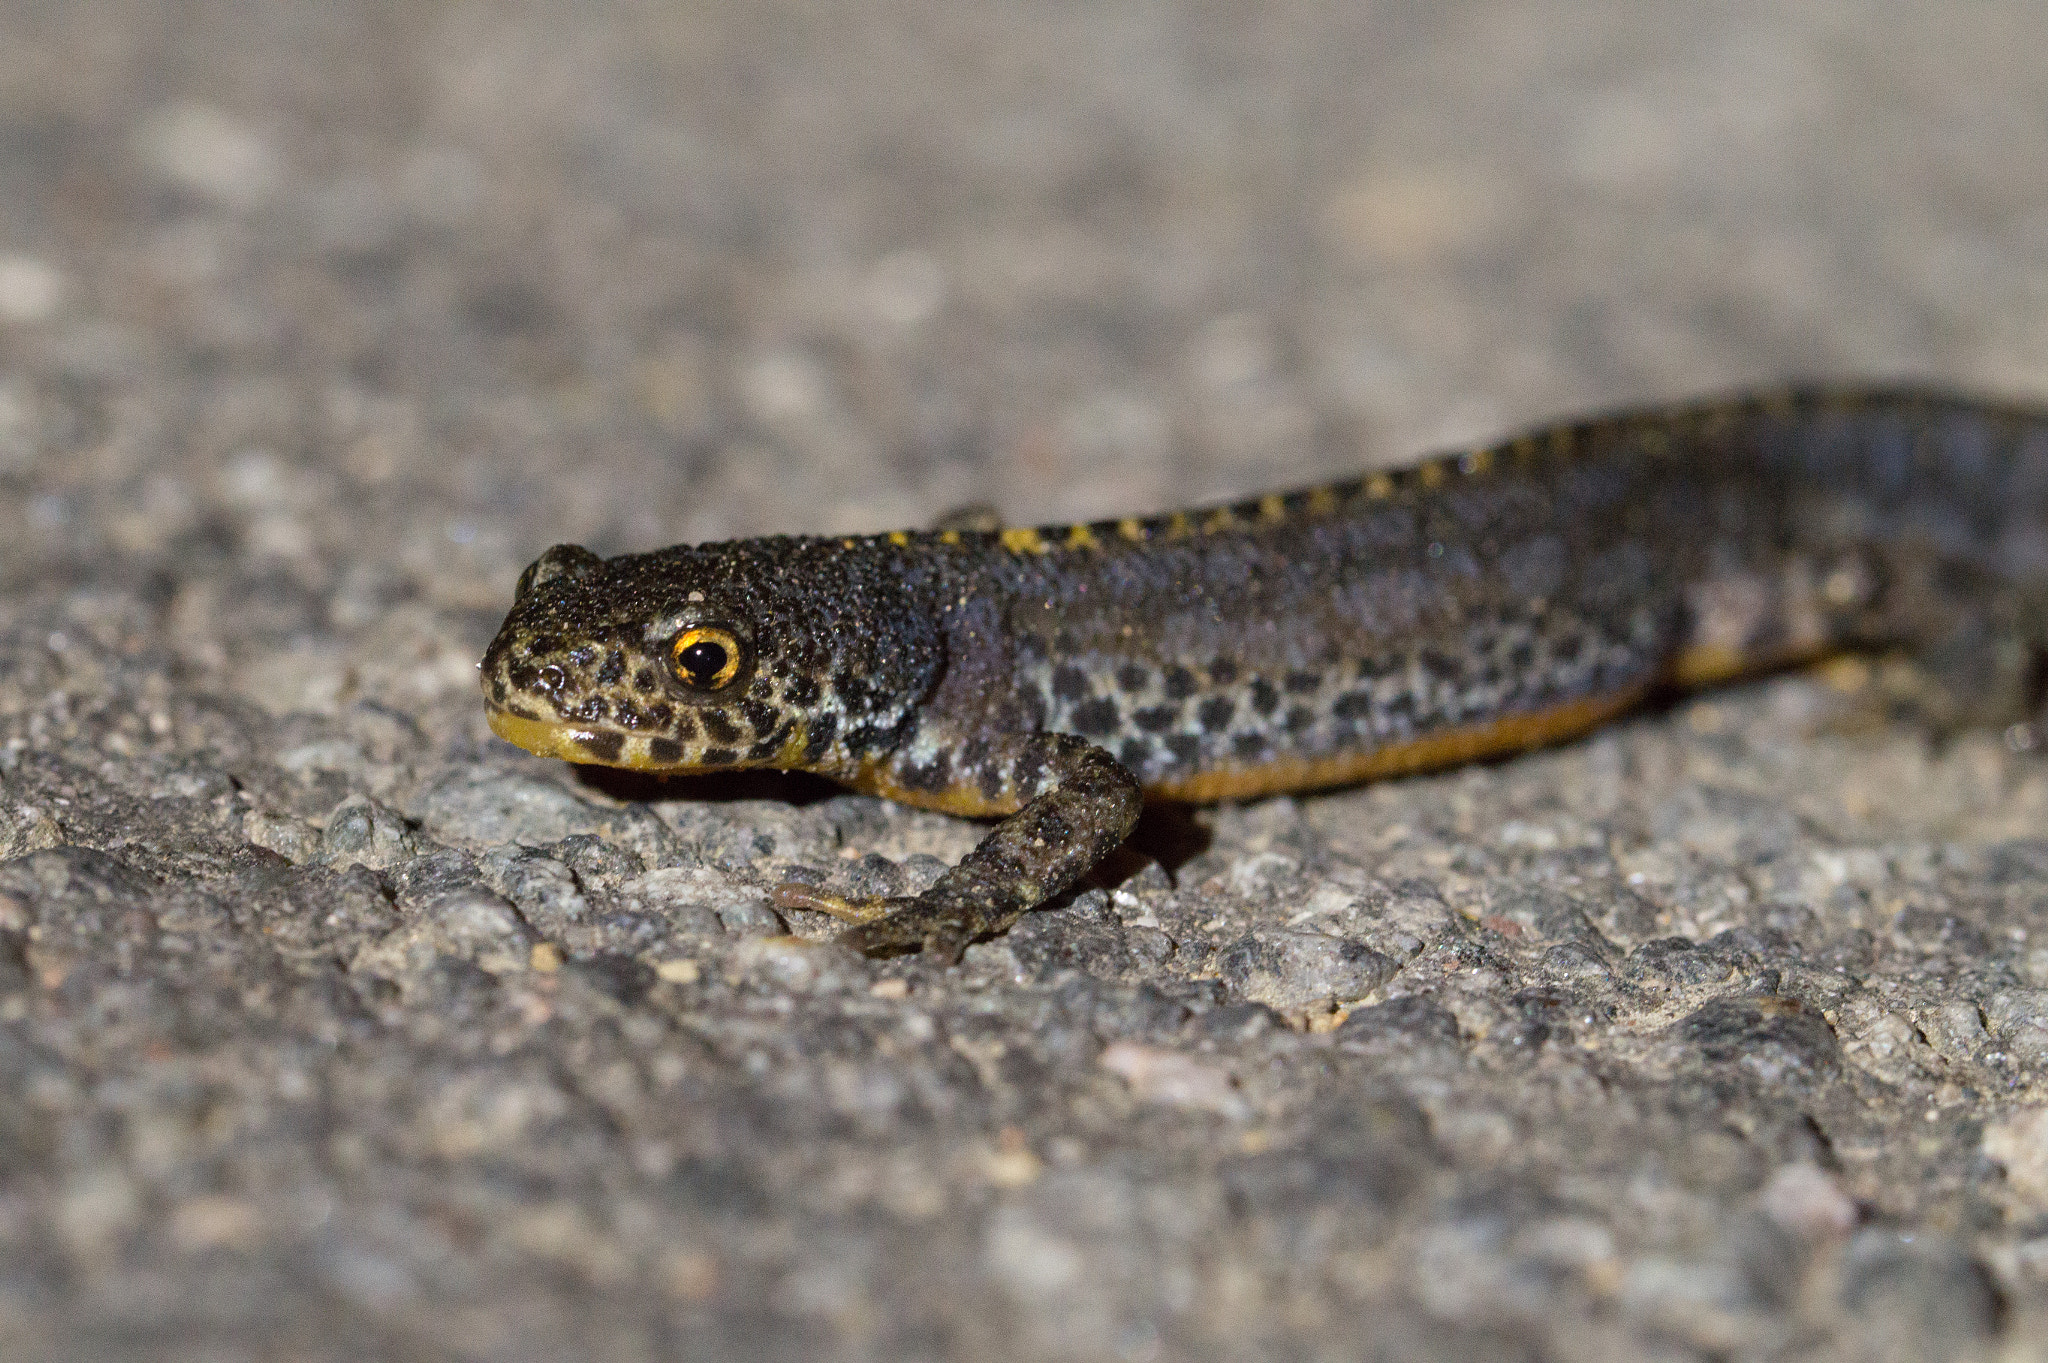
[579,732,625,763]
[1133,705,1179,733]
[977,761,1005,800]
[1012,581,1679,784]
[1332,691,1373,721]
[803,713,838,762]
[1071,698,1121,736]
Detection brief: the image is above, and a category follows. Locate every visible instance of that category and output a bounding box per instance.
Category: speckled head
[480,538,944,774]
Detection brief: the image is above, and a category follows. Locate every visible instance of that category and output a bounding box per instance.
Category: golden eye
[670,627,743,690]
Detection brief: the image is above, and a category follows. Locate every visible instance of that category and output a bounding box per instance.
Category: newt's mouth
[487,702,818,774]
[486,706,632,766]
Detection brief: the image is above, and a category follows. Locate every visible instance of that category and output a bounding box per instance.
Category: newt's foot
[836,900,976,962]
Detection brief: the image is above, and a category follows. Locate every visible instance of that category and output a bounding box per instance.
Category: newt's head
[480,539,942,774]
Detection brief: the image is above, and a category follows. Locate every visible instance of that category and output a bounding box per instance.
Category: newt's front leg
[774,734,1143,960]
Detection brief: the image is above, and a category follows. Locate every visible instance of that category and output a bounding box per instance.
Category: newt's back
[897,388,2048,803]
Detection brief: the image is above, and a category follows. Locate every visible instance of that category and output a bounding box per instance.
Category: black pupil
[678,640,729,684]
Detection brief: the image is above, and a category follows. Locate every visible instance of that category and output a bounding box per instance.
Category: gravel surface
[3,3,2048,1360]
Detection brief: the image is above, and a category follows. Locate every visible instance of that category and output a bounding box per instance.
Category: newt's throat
[487,706,711,771]
[485,705,816,773]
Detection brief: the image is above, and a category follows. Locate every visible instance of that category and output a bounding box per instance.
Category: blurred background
[3,2,2043,578]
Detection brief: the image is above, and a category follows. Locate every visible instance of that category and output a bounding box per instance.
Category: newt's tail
[1674,386,2048,717]
[1753,386,2048,582]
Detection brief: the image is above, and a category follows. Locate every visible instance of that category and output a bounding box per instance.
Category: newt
[480,386,2048,958]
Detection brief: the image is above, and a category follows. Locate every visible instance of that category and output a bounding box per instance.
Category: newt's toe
[770,882,898,924]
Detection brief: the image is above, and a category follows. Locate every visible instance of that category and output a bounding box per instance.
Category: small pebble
[0,255,64,324]
[133,102,280,210]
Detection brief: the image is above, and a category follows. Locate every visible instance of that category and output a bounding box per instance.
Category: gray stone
[1985,988,2048,1068]
[1219,928,1397,1010]
[351,888,532,980]
[318,794,418,869]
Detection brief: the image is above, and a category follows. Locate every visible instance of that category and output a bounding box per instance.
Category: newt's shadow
[571,764,1212,877]
[1102,800,1211,883]
[570,764,844,807]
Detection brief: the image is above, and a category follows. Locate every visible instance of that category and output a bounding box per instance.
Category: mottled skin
[482,387,2048,957]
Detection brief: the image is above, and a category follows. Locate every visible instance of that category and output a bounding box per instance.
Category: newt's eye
[670,627,743,691]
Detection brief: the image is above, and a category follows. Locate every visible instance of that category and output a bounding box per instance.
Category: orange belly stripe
[845,684,1658,816]
[1145,685,1651,804]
